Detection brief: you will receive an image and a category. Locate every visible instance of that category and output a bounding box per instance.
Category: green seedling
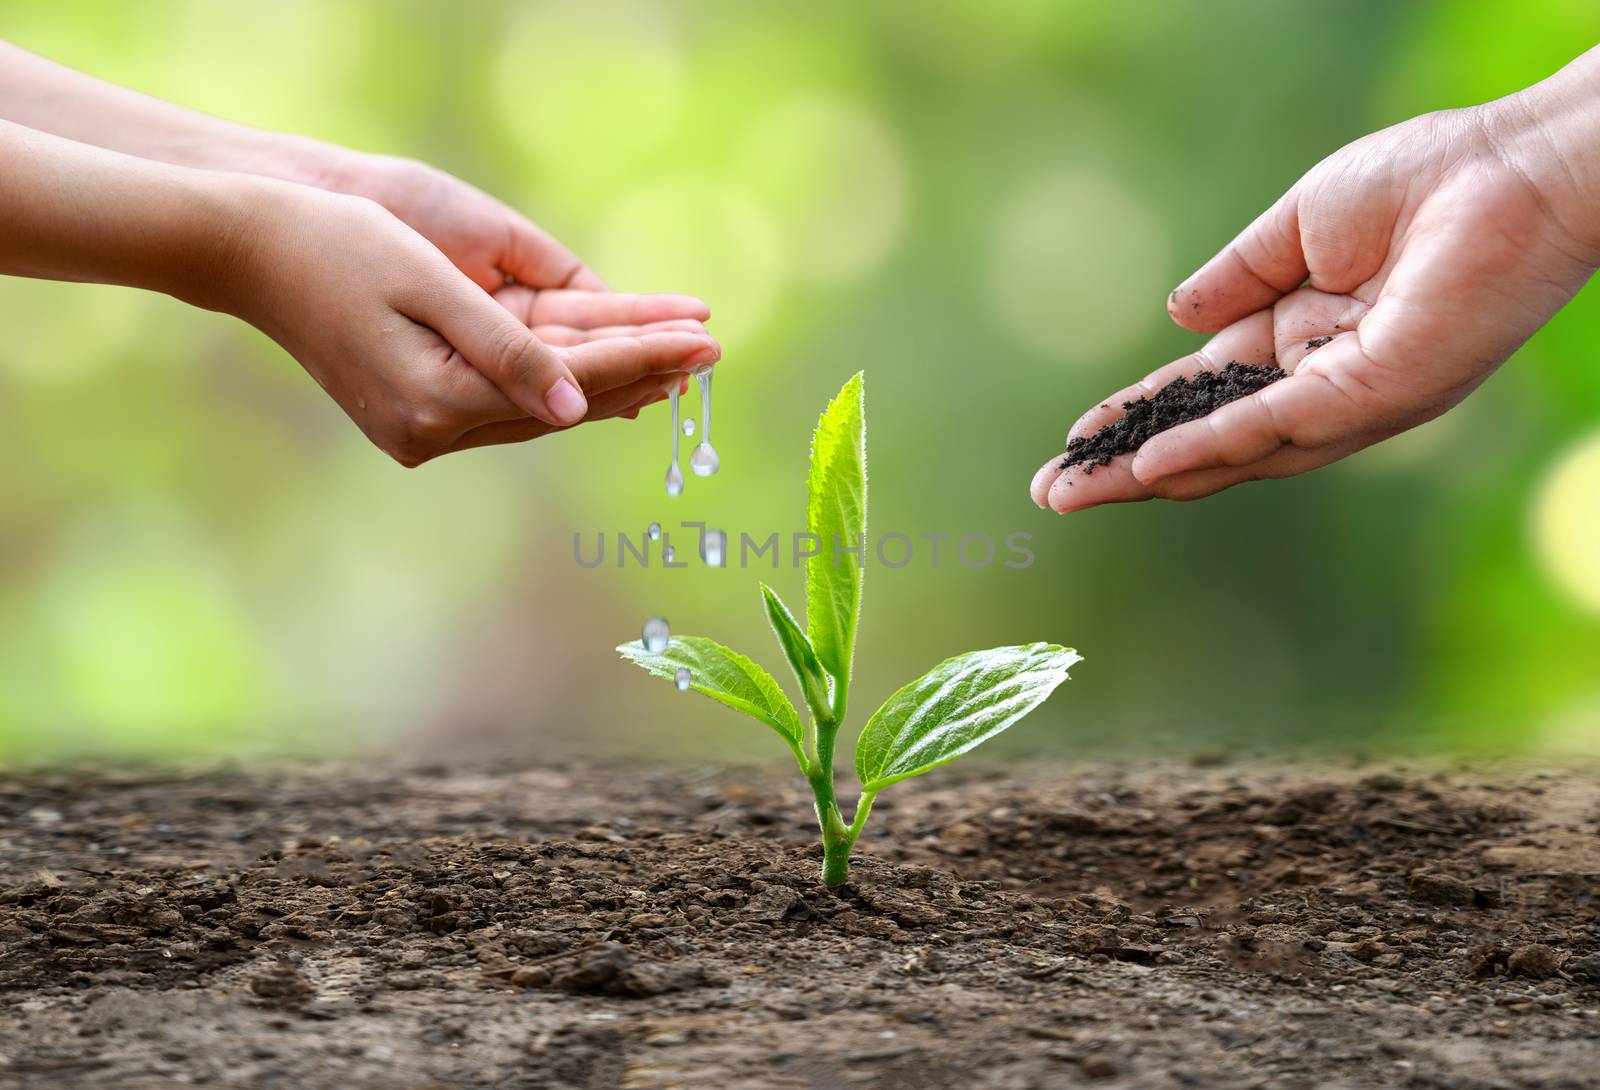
[619,373,1081,886]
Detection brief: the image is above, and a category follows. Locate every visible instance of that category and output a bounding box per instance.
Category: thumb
[505,213,608,291]
[1169,188,1306,333]
[420,275,588,426]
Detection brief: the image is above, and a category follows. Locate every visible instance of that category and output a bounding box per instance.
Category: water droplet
[642,617,669,654]
[664,383,685,496]
[699,528,726,567]
[681,418,696,437]
[690,444,720,477]
[675,667,691,691]
[646,521,662,541]
[689,366,720,477]
[662,544,676,563]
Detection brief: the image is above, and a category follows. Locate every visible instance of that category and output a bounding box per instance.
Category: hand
[322,152,610,295]
[229,180,719,467]
[1032,87,1600,514]
[319,154,720,396]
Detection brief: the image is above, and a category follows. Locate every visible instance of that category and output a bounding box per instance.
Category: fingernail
[544,378,587,425]
[687,344,721,368]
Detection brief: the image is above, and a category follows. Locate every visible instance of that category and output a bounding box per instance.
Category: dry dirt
[2,760,1599,1089]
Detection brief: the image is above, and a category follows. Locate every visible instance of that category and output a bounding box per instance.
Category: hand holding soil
[1034,44,1600,513]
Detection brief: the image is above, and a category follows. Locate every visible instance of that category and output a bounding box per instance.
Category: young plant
[619,373,1081,886]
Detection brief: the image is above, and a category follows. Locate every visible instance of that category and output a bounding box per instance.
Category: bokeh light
[589,177,783,347]
[4,0,385,150]
[738,96,909,286]
[1532,428,1600,613]
[490,3,684,193]
[986,167,1169,365]
[1538,690,1600,756]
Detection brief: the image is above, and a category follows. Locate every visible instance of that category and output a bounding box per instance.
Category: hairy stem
[808,714,851,886]
[807,715,878,887]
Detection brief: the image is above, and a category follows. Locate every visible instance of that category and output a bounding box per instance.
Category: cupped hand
[323,152,615,296]
[1032,99,1600,514]
[232,182,719,467]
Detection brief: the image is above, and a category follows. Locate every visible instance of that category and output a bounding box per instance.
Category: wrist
[1479,49,1600,265]
[310,149,419,214]
[194,125,351,193]
[167,172,316,322]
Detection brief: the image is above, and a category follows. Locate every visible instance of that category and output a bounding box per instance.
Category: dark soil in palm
[3,761,1600,1089]
[1062,363,1285,473]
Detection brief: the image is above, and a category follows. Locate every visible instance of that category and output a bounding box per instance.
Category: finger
[605,383,673,419]
[503,212,608,291]
[1141,430,1394,502]
[1035,311,1276,505]
[1041,429,1394,514]
[531,318,708,346]
[447,378,673,455]
[1036,454,1154,514]
[454,329,713,427]
[525,289,712,328]
[1169,189,1306,334]
[1130,331,1393,483]
[404,271,591,426]
[558,331,720,388]
[424,325,708,434]
[567,268,609,291]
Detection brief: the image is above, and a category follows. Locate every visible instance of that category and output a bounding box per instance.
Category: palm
[334,154,608,293]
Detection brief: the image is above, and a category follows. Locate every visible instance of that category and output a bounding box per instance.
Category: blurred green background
[1,0,1598,764]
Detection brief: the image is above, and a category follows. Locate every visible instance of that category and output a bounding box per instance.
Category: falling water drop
[675,667,692,691]
[646,521,662,541]
[642,617,669,654]
[699,528,726,567]
[682,418,696,437]
[664,384,685,496]
[689,366,720,477]
[689,445,720,477]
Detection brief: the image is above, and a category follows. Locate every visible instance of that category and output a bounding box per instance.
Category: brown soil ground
[2,760,1599,1089]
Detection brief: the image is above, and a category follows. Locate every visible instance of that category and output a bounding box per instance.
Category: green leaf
[855,643,1082,792]
[760,583,830,723]
[618,637,804,761]
[805,372,867,692]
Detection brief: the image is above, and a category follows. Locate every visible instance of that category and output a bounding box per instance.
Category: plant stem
[848,791,877,839]
[807,715,879,887]
[820,834,852,887]
[807,713,850,887]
